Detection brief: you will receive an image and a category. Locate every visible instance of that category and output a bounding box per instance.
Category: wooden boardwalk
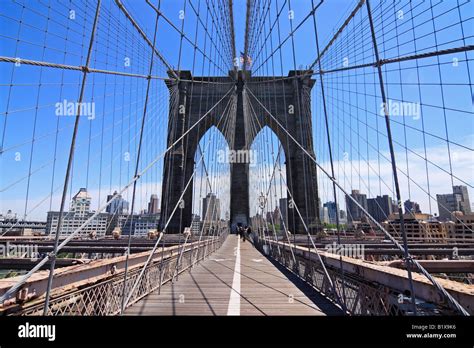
[125,235,341,316]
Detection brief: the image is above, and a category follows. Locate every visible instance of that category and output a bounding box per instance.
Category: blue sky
[0,0,473,221]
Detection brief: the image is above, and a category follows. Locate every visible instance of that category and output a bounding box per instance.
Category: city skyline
[3,183,473,224]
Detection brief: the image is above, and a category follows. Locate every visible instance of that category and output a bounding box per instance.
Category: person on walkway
[239,226,246,242]
[236,223,242,236]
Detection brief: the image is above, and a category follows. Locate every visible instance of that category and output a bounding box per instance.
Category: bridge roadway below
[125,235,342,315]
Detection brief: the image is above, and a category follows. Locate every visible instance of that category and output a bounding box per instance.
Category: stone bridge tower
[159,70,320,234]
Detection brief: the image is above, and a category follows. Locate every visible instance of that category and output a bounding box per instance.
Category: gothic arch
[160,70,320,233]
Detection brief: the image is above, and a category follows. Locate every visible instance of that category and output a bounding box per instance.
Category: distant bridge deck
[125,235,341,315]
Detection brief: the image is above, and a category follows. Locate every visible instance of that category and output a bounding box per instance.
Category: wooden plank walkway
[125,235,341,315]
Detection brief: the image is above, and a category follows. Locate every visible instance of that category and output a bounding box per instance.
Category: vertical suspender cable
[120,1,162,315]
[43,0,102,316]
[365,0,417,315]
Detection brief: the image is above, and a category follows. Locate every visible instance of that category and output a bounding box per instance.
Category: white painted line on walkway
[227,237,241,316]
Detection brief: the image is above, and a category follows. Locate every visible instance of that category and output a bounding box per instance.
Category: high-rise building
[266,211,272,223]
[147,194,159,215]
[437,194,457,220]
[391,199,399,215]
[250,214,265,231]
[70,188,91,217]
[367,195,393,222]
[46,188,109,237]
[339,209,347,224]
[320,206,329,224]
[437,185,471,221]
[404,199,421,214]
[191,214,202,235]
[453,185,471,215]
[323,201,339,224]
[345,190,368,223]
[105,192,129,235]
[202,193,220,222]
[106,191,129,215]
[279,198,288,227]
[272,206,281,226]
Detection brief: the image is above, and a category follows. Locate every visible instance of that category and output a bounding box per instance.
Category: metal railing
[254,236,471,315]
[14,232,227,316]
